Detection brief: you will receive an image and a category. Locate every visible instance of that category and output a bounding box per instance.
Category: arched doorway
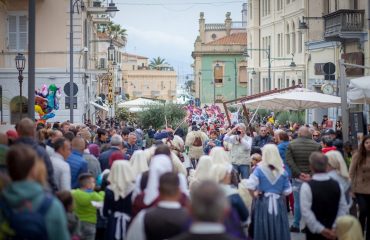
[10,96,28,124]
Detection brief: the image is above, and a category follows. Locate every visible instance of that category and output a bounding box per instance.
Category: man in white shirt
[50,137,72,191]
[223,123,252,179]
[46,130,63,157]
[300,152,347,240]
[127,172,189,240]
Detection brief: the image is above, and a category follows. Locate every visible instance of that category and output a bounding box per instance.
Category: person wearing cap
[6,130,18,146]
[224,123,252,179]
[325,129,343,156]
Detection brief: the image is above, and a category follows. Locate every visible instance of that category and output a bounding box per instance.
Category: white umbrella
[117,98,161,108]
[239,88,341,110]
[348,76,370,104]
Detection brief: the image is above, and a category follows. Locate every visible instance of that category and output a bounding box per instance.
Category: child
[56,191,81,240]
[203,130,222,155]
[72,173,104,240]
[250,153,262,172]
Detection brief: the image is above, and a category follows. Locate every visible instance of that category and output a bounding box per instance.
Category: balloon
[34,105,45,116]
[42,112,55,120]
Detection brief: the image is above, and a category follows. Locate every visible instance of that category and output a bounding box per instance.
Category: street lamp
[108,40,115,62]
[106,0,119,18]
[15,53,26,120]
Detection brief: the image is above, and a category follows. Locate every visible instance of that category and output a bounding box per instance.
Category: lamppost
[244,46,296,90]
[69,0,119,122]
[15,53,26,120]
[215,58,238,99]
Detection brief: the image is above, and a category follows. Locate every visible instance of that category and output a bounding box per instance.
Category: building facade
[121,53,177,101]
[192,12,248,105]
[247,0,305,95]
[0,0,124,124]
[304,0,369,123]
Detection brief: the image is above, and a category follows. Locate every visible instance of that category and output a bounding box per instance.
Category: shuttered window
[214,65,223,84]
[239,66,247,83]
[8,14,28,51]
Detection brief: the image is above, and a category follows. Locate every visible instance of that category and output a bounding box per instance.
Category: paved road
[289,214,306,240]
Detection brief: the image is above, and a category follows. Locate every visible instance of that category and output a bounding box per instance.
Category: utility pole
[339,59,349,143]
[28,0,35,120]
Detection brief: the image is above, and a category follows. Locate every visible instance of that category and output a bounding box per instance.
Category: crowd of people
[0,115,368,240]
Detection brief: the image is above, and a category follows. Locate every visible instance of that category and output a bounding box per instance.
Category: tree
[106,21,127,43]
[137,104,186,130]
[149,57,167,69]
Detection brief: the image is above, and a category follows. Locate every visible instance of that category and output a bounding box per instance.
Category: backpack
[0,195,53,240]
[192,136,203,147]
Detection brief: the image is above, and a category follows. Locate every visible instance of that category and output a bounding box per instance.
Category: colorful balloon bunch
[35,84,62,124]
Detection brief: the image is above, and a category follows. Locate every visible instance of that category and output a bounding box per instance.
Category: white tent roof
[348,76,370,104]
[239,88,341,110]
[90,101,109,112]
[117,98,161,108]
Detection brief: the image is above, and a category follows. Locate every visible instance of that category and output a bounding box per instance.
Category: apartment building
[0,0,124,124]
[121,53,177,101]
[304,0,369,123]
[247,0,305,94]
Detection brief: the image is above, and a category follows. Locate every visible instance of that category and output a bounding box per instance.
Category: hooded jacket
[0,180,69,240]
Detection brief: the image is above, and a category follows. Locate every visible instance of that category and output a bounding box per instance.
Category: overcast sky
[114,0,245,81]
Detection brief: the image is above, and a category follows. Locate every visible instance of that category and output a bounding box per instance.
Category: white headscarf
[325,150,350,180]
[108,160,135,201]
[130,150,149,177]
[261,144,284,177]
[144,154,173,205]
[209,147,231,164]
[209,163,233,183]
[194,156,213,180]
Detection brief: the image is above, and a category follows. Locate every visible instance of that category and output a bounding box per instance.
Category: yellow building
[121,53,177,101]
[0,0,124,124]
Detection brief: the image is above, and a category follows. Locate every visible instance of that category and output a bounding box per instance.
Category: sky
[114,0,245,83]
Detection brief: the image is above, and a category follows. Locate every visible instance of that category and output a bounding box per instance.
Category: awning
[90,101,109,112]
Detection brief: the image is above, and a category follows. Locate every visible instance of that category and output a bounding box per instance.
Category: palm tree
[106,22,127,43]
[149,57,167,69]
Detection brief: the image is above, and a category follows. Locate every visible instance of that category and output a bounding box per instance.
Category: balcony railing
[132,91,142,97]
[168,90,176,96]
[324,9,364,40]
[151,91,160,97]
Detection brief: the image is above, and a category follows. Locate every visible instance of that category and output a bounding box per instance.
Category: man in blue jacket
[67,137,88,189]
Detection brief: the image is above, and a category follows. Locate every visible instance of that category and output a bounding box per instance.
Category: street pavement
[289,213,306,240]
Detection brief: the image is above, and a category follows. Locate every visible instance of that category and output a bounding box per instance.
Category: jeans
[232,164,250,179]
[292,178,303,228]
[355,193,370,240]
[80,221,96,240]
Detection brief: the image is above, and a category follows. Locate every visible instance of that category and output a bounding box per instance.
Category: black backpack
[0,195,53,240]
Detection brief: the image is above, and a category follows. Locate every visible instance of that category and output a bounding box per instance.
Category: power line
[115,1,244,6]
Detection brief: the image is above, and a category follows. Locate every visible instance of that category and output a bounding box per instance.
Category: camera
[236,130,242,135]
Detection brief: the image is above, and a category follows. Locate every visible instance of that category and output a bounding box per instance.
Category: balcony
[91,14,110,24]
[323,9,365,42]
[151,91,160,97]
[167,90,176,96]
[132,91,143,97]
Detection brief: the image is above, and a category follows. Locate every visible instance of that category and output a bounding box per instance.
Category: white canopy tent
[117,98,162,112]
[238,88,341,110]
[348,76,370,104]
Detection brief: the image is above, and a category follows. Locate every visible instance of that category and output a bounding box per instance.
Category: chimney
[199,12,205,43]
[242,2,248,27]
[225,12,232,36]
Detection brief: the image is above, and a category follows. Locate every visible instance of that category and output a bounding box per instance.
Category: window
[214,65,223,84]
[250,2,252,19]
[286,25,290,55]
[8,14,28,51]
[286,0,290,4]
[298,31,303,53]
[353,0,358,9]
[292,23,296,54]
[286,78,290,87]
[239,66,248,83]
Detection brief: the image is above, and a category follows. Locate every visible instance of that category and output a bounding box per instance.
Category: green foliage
[275,110,305,125]
[149,57,171,70]
[104,21,127,42]
[137,104,186,130]
[115,107,136,123]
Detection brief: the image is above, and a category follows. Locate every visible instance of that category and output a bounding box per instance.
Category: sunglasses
[313,135,320,137]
